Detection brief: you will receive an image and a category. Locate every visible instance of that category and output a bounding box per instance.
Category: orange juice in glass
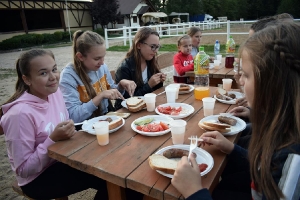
[93,121,109,146]
[194,87,210,100]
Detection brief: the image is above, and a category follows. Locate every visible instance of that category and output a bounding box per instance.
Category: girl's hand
[229,106,250,118]
[99,89,124,100]
[201,131,234,154]
[234,71,242,85]
[160,73,167,82]
[236,97,248,107]
[171,155,203,198]
[148,73,164,88]
[118,79,136,97]
[50,120,76,142]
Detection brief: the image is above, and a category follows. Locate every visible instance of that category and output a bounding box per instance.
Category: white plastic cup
[170,120,187,144]
[213,60,221,69]
[93,121,109,146]
[144,93,157,112]
[216,54,222,62]
[202,97,216,116]
[168,84,180,99]
[222,78,233,91]
[165,86,177,103]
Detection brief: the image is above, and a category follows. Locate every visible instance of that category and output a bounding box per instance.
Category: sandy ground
[0,25,249,200]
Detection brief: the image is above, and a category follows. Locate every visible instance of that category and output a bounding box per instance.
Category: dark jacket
[115,56,163,109]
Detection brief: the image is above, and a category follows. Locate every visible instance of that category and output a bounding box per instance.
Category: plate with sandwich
[214,88,244,104]
[179,84,194,94]
[131,115,174,136]
[82,115,125,134]
[198,114,246,136]
[148,145,214,178]
[155,103,195,119]
[121,96,146,112]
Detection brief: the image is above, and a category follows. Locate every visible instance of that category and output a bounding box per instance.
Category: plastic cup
[165,86,177,103]
[202,97,216,116]
[168,84,180,99]
[170,120,187,144]
[144,93,157,112]
[216,54,222,62]
[214,60,221,69]
[222,78,233,91]
[93,121,109,146]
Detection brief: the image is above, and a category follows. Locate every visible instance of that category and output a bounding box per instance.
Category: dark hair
[187,26,202,37]
[177,35,191,47]
[124,27,160,86]
[240,22,300,199]
[72,30,105,117]
[250,13,294,32]
[1,49,55,116]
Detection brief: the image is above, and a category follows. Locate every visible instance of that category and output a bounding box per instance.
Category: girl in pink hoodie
[0,49,108,199]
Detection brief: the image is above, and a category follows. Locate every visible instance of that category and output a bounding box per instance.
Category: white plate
[131,115,174,136]
[121,96,144,109]
[199,115,246,136]
[179,85,195,94]
[82,115,125,134]
[154,145,214,178]
[214,91,244,104]
[155,103,195,119]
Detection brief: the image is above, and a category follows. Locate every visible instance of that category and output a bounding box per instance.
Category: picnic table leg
[106,181,126,200]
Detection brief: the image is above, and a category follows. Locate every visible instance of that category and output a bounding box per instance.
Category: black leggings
[21,162,108,200]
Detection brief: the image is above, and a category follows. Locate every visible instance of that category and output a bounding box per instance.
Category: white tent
[169,12,189,22]
[142,12,168,18]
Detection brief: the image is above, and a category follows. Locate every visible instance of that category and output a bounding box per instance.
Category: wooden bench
[12,179,68,200]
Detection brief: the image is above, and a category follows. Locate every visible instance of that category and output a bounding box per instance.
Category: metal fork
[188,135,198,160]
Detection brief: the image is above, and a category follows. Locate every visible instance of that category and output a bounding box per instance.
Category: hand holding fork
[188,136,198,160]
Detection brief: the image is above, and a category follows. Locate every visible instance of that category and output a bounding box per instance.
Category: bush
[62,30,74,40]
[0,37,21,50]
[94,28,104,37]
[42,33,56,43]
[53,31,63,41]
[35,34,44,44]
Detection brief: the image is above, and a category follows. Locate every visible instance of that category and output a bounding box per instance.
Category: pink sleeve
[5,112,55,178]
[173,54,194,76]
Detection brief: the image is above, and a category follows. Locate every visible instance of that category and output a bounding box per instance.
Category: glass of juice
[93,121,109,146]
[194,87,210,100]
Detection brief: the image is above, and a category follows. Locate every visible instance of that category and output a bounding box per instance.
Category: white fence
[104,19,300,49]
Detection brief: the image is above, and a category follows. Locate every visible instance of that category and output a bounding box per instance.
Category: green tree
[88,0,121,29]
[277,0,300,18]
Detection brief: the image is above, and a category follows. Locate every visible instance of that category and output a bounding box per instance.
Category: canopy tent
[142,12,168,18]
[168,12,189,22]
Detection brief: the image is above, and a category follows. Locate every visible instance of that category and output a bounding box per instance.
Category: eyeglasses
[142,42,161,51]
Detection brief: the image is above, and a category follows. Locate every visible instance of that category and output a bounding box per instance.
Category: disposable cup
[222,78,233,91]
[93,121,109,146]
[214,60,221,69]
[216,54,222,62]
[168,84,180,99]
[202,97,216,116]
[170,120,187,144]
[165,86,177,103]
[144,93,157,112]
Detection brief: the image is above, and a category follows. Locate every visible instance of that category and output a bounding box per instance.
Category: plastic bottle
[214,40,220,60]
[225,35,235,68]
[194,46,210,100]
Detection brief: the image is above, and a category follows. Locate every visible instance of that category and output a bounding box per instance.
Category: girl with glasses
[115,27,166,109]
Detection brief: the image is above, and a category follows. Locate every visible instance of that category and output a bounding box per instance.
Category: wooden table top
[185,58,236,79]
[48,86,241,200]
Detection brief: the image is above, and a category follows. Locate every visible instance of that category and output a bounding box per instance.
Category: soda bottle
[194,46,210,100]
[214,40,220,60]
[225,35,235,68]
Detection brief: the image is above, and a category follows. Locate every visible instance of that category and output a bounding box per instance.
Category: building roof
[118,0,156,15]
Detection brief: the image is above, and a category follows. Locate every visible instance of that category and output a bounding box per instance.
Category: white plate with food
[131,115,174,136]
[155,103,195,119]
[214,91,244,105]
[149,145,214,178]
[121,96,146,112]
[179,84,195,94]
[198,114,246,136]
[82,115,125,134]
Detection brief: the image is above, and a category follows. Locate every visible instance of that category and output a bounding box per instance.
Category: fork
[188,135,198,160]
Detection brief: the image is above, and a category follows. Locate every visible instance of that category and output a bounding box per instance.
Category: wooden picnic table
[185,58,239,89]
[48,86,241,200]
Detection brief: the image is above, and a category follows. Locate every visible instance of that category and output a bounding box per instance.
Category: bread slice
[108,116,123,130]
[203,121,231,129]
[179,84,190,91]
[198,122,231,133]
[148,154,177,175]
[216,88,227,96]
[126,97,144,107]
[127,102,146,112]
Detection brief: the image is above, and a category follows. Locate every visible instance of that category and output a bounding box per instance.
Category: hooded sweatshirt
[0,88,69,186]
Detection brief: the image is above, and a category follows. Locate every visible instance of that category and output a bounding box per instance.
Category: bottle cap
[216,40,219,43]
[199,46,204,51]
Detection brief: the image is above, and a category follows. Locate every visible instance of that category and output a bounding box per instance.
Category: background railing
[104,19,300,49]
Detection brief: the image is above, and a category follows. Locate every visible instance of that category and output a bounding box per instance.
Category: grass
[0,68,17,79]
